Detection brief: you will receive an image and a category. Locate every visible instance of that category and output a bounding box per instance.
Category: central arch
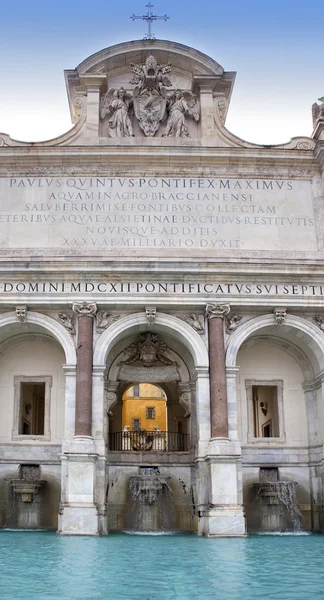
[93,312,209,369]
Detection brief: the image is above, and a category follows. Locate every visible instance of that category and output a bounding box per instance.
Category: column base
[198,505,246,537]
[58,504,99,536]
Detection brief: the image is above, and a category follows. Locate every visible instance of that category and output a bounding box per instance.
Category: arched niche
[226,314,324,376]
[93,312,209,450]
[0,311,76,366]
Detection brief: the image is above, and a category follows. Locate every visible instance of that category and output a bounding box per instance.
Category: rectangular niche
[245,379,285,444]
[13,376,52,441]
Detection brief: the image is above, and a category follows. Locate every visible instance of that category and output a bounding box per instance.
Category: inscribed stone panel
[0,177,316,255]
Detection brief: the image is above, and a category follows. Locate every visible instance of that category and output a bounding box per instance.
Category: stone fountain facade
[0,39,323,536]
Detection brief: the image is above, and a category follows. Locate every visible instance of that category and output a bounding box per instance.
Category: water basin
[0,530,323,599]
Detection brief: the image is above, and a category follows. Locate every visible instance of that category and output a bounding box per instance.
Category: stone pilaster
[206,303,230,439]
[194,76,218,140]
[79,74,106,139]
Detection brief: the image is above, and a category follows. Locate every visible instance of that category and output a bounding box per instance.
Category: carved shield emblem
[133,88,167,137]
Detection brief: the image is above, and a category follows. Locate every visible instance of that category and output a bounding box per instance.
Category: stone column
[73,301,97,438]
[206,303,230,439]
[59,301,99,536]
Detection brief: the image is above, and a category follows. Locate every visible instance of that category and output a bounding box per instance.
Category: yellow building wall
[122,384,167,431]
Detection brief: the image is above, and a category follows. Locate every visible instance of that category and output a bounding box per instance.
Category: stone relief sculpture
[96,311,120,333]
[145,306,156,326]
[180,314,205,334]
[100,55,200,138]
[100,88,134,138]
[226,314,243,334]
[130,55,172,136]
[163,90,200,138]
[273,307,287,327]
[58,313,76,335]
[312,97,324,127]
[313,316,324,331]
[122,332,174,368]
[15,305,27,324]
[215,95,228,124]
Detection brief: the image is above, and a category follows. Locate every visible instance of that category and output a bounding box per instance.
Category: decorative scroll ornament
[72,301,97,318]
[58,313,76,335]
[122,332,174,368]
[145,306,156,326]
[100,88,134,138]
[312,97,324,127]
[215,95,228,124]
[273,307,287,327]
[96,312,120,333]
[130,55,172,136]
[226,314,243,334]
[206,304,230,319]
[180,314,205,334]
[178,384,191,417]
[105,381,119,413]
[313,316,324,332]
[107,392,117,410]
[72,94,86,121]
[15,305,27,324]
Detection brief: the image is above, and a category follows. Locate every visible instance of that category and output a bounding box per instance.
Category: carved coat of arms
[100,55,200,138]
[130,55,172,137]
[123,332,174,368]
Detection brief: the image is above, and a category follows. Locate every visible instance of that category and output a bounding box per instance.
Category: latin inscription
[0,177,316,253]
[1,281,324,298]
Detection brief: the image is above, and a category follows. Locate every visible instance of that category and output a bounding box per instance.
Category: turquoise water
[0,531,323,600]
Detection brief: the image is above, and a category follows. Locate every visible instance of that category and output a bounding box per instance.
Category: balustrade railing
[109,430,189,452]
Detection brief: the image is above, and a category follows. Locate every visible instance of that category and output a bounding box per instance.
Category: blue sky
[0,0,323,144]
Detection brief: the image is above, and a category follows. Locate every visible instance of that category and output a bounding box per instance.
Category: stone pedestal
[196,439,246,536]
[59,436,99,535]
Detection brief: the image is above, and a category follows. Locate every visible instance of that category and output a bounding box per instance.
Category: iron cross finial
[130,3,170,40]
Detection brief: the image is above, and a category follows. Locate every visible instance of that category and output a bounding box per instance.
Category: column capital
[206,303,230,320]
[73,301,97,318]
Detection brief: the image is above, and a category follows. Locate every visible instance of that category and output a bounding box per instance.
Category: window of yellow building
[122,383,167,432]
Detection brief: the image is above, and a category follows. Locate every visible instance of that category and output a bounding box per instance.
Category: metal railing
[109,430,189,452]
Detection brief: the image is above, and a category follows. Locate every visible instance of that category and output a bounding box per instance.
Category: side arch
[0,311,77,365]
[93,312,209,368]
[226,314,324,374]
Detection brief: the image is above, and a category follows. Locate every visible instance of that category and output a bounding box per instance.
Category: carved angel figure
[100,88,134,138]
[312,97,324,128]
[163,90,200,138]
